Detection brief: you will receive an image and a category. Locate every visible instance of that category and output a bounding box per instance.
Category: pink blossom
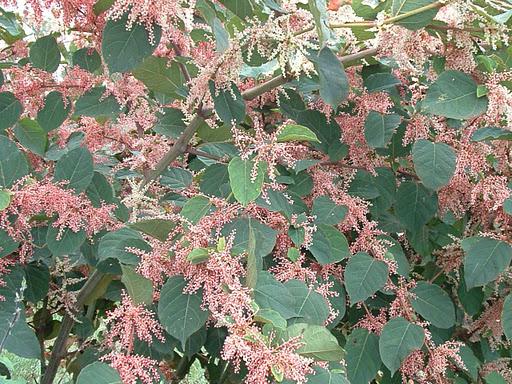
[102,352,161,384]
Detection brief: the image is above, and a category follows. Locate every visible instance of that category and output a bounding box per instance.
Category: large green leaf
[37,91,70,132]
[120,265,153,305]
[276,124,320,143]
[502,294,512,341]
[158,275,208,348]
[422,71,488,120]
[304,367,350,384]
[133,56,184,96]
[284,279,330,325]
[180,196,214,224]
[222,0,254,18]
[72,48,102,73]
[345,328,381,384]
[395,181,438,232]
[221,217,277,259]
[129,218,175,242]
[0,268,40,359]
[462,236,512,288]
[286,323,344,361]
[73,86,121,118]
[254,271,297,319]
[311,195,347,225]
[153,108,186,138]
[76,362,122,384]
[29,35,61,72]
[312,46,349,107]
[160,167,193,189]
[309,224,350,265]
[412,140,456,190]
[364,111,401,149]
[54,147,94,193]
[344,252,389,304]
[46,226,87,256]
[411,281,455,328]
[379,317,425,374]
[228,157,265,206]
[0,136,29,188]
[0,91,22,131]
[13,118,47,156]
[101,13,161,73]
[98,228,151,265]
[392,0,439,30]
[471,126,512,142]
[308,0,333,45]
[23,263,49,303]
[210,81,246,124]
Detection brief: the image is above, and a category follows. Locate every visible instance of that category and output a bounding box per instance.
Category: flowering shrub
[0,0,511,383]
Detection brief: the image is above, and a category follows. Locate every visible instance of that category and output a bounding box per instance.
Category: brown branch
[40,270,105,384]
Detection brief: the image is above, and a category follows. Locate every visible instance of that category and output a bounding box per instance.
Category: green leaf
[411,281,455,328]
[501,294,512,341]
[309,224,350,265]
[187,248,210,264]
[222,0,254,18]
[313,46,349,107]
[255,308,287,330]
[391,0,439,30]
[364,111,401,149]
[0,189,10,211]
[308,0,333,46]
[364,73,401,93]
[199,163,231,198]
[120,265,153,305]
[484,372,508,384]
[284,279,330,325]
[311,195,347,225]
[0,91,22,131]
[76,362,122,384]
[160,167,193,189]
[462,236,512,289]
[101,13,161,73]
[471,126,512,141]
[54,147,94,193]
[29,35,60,72]
[46,226,87,256]
[153,108,186,138]
[228,157,265,206]
[180,196,214,224]
[286,323,344,361]
[72,48,102,72]
[344,252,389,304]
[395,181,438,232]
[98,228,151,265]
[221,217,277,259]
[0,136,29,188]
[305,367,350,384]
[276,124,320,143]
[346,328,381,384]
[210,81,246,124]
[412,139,457,190]
[129,219,175,242]
[422,70,488,120]
[0,229,19,257]
[73,86,121,118]
[133,56,184,96]
[23,263,49,303]
[0,268,40,359]
[379,317,425,374]
[254,271,297,319]
[158,275,209,348]
[37,91,70,132]
[13,118,47,156]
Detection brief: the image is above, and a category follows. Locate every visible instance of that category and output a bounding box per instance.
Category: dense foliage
[0,0,511,383]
